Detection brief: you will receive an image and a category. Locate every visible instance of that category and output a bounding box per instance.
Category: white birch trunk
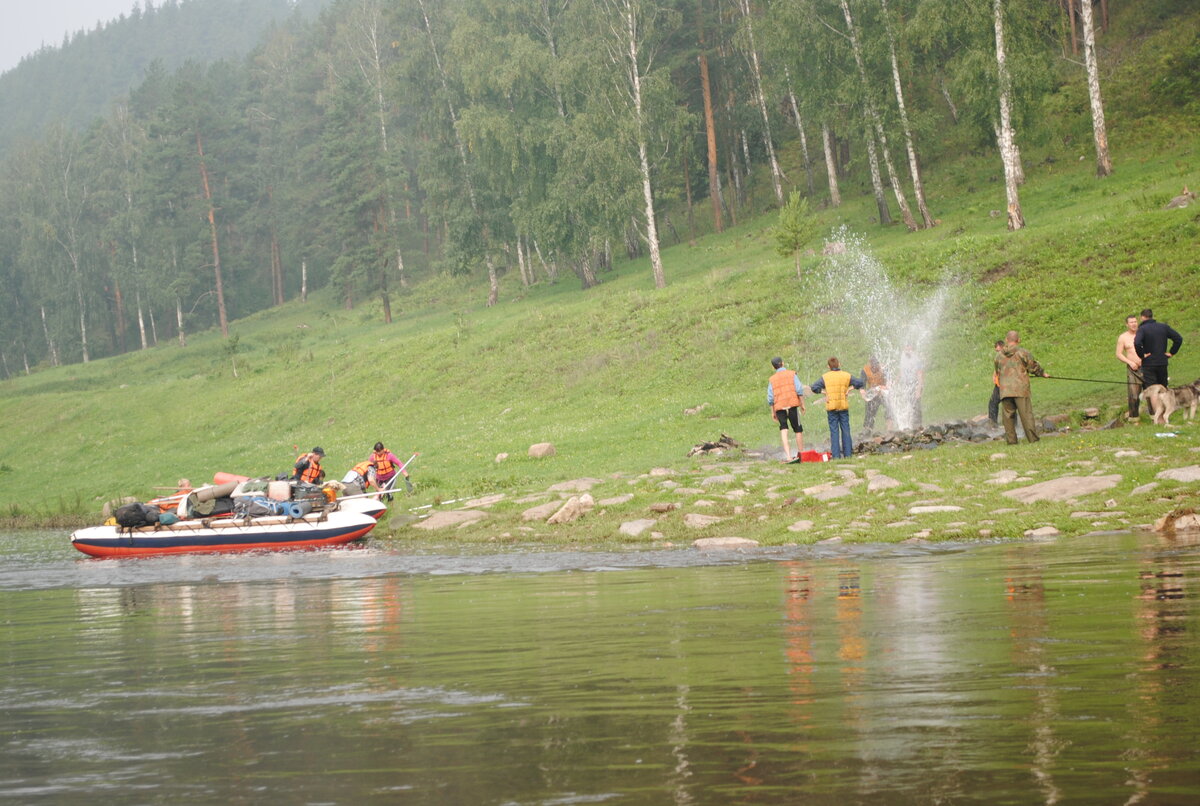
[135,287,148,350]
[863,124,891,225]
[993,0,1025,230]
[418,0,500,302]
[822,123,841,207]
[350,0,407,289]
[175,298,186,348]
[784,66,814,196]
[1079,0,1113,177]
[301,259,308,302]
[738,0,784,204]
[839,0,915,230]
[41,306,60,367]
[879,0,934,227]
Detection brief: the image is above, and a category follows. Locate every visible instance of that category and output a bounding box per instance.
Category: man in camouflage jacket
[995,330,1049,444]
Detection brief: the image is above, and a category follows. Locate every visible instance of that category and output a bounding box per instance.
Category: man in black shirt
[1134,308,1183,388]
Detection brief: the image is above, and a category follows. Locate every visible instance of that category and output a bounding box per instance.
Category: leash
[1040,375,1135,386]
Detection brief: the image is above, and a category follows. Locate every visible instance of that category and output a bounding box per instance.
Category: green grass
[2,37,1199,536]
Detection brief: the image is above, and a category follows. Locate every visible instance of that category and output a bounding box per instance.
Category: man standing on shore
[810,357,864,459]
[995,331,1048,445]
[1115,314,1144,419]
[767,357,807,462]
[1134,308,1183,389]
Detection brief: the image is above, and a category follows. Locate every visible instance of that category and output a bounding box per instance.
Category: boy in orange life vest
[809,357,865,459]
[767,357,807,462]
[292,446,325,484]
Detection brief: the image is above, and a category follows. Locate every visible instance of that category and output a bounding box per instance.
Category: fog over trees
[0,0,1151,374]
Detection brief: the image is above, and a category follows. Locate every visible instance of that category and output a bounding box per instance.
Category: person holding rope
[995,331,1049,445]
[1134,308,1183,390]
[1115,314,1144,419]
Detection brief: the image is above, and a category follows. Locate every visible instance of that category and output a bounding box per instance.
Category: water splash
[816,228,951,431]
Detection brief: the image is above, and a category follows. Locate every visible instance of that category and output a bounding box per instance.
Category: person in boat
[151,478,193,512]
[341,460,374,497]
[292,447,326,485]
[369,441,409,499]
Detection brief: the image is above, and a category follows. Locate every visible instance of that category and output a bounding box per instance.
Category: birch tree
[593,0,676,289]
[343,0,409,293]
[1078,0,1112,177]
[992,0,1024,230]
[415,0,503,305]
[33,125,98,362]
[878,0,934,227]
[735,0,785,205]
[838,0,917,230]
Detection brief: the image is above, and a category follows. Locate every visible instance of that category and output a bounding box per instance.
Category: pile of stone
[853,419,1003,455]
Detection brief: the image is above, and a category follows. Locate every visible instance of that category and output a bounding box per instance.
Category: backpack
[114,502,160,528]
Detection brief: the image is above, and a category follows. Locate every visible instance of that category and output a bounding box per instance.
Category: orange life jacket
[769,369,802,411]
[371,451,395,477]
[821,370,853,411]
[863,363,885,388]
[296,452,323,484]
[352,461,372,479]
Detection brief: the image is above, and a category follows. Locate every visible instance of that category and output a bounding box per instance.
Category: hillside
[0,0,329,158]
[0,117,1196,526]
[1,0,1198,529]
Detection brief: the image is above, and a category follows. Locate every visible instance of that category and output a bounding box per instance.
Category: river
[2,528,1198,804]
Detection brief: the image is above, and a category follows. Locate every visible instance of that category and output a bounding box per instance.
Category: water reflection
[1,531,1198,803]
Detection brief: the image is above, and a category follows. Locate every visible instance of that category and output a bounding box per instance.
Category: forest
[0,0,1195,375]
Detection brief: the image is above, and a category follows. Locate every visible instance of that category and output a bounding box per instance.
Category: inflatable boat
[71,506,380,558]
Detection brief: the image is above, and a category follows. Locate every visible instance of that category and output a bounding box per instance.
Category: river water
[2,528,1198,804]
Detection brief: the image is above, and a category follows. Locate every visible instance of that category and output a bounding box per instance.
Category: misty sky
[0,0,138,74]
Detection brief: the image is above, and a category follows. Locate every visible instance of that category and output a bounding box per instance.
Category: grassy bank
[2,55,1198,535]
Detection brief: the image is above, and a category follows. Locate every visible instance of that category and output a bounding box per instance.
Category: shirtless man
[1115,314,1143,419]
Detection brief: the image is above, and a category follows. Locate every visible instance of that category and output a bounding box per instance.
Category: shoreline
[7,418,1196,545]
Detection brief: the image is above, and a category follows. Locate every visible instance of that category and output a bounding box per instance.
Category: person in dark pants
[810,357,864,459]
[1134,308,1183,389]
[1115,314,1144,419]
[995,331,1049,445]
[987,339,1003,425]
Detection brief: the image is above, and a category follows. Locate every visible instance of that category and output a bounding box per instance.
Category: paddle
[380,453,418,496]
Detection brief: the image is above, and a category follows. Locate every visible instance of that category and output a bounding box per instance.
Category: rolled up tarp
[195,481,239,503]
[213,472,250,485]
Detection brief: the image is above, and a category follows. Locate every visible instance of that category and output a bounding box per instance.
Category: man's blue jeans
[827,409,852,458]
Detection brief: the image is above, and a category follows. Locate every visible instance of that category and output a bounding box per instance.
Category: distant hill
[0,0,329,158]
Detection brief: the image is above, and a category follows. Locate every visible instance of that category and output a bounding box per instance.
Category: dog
[1141,379,1200,424]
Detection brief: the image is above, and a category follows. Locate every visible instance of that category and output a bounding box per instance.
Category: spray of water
[815,228,951,432]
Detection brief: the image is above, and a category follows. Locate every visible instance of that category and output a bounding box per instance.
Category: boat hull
[71,510,378,558]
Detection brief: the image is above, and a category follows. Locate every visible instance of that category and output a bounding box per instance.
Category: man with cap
[767,356,807,462]
[292,446,326,484]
